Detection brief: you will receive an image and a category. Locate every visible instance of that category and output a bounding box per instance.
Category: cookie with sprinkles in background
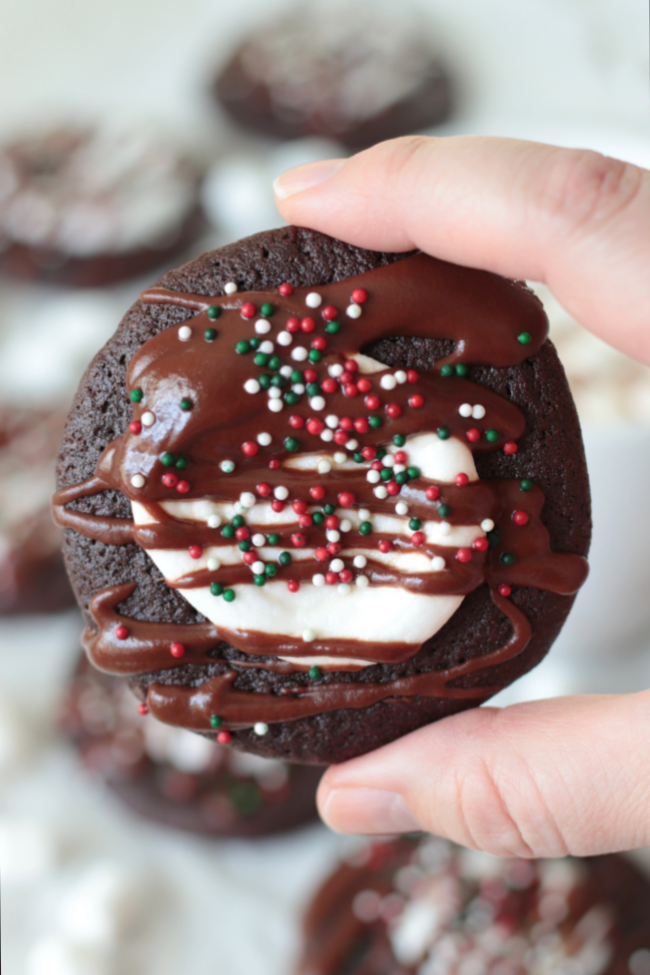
[296,835,650,975]
[63,654,322,837]
[53,226,590,765]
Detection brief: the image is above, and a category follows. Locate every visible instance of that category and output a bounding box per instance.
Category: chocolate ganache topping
[53,253,588,734]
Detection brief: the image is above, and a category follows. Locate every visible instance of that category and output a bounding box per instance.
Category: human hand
[274,136,650,858]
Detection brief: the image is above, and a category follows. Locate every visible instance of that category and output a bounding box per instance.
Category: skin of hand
[273,136,650,858]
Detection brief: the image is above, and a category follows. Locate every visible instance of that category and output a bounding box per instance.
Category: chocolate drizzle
[53,253,588,732]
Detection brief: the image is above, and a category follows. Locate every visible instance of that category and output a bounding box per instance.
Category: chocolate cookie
[63,654,321,837]
[0,127,204,288]
[54,226,590,765]
[297,836,650,975]
[213,6,452,149]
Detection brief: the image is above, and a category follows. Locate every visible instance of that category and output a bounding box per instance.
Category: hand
[274,136,650,858]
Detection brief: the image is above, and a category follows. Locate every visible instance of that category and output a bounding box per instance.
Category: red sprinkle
[513,510,529,526]
[386,481,400,495]
[299,513,313,528]
[371,460,383,470]
[409,394,424,409]
[426,485,441,501]
[312,335,327,351]
[176,480,191,494]
[287,580,300,592]
[354,417,369,434]
[256,482,272,497]
[307,418,325,435]
[242,441,258,457]
[378,540,393,554]
[268,459,280,470]
[310,485,326,501]
[289,414,305,429]
[351,288,368,304]
[338,491,355,507]
[115,625,129,640]
[386,403,402,418]
[365,394,381,410]
[279,282,293,296]
[344,360,358,373]
[271,499,285,512]
[304,368,318,383]
[315,547,329,561]
[189,545,203,559]
[473,537,489,552]
[170,643,186,659]
[137,703,149,716]
[292,500,308,514]
[498,584,512,597]
[466,428,481,443]
[322,305,338,320]
[334,430,349,445]
[217,731,232,744]
[339,371,353,385]
[456,547,472,563]
[321,378,337,394]
[325,515,340,529]
[240,302,256,319]
[291,533,306,547]
[362,446,377,460]
[163,472,179,488]
[357,378,372,394]
[339,417,354,431]
[504,441,518,455]
[327,542,341,555]
[129,420,142,434]
[411,532,425,546]
[300,317,316,333]
[455,473,470,487]
[243,551,256,565]
[286,317,300,333]
[235,527,250,541]
[394,450,407,463]
[406,370,418,383]
[339,569,353,583]
[325,572,338,585]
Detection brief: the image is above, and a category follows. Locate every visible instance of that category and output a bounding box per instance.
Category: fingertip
[273,158,346,203]
[318,785,421,835]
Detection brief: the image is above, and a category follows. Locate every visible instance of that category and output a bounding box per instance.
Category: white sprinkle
[280,365,293,378]
[141,411,155,427]
[207,514,222,529]
[346,303,362,319]
[459,403,473,418]
[382,454,395,467]
[255,319,271,334]
[244,379,261,394]
[439,521,451,535]
[292,346,308,361]
[356,575,369,588]
[329,364,344,378]
[367,470,381,483]
[472,404,486,419]
[254,722,269,736]
[178,325,192,341]
[320,429,334,442]
[334,452,347,464]
[310,396,326,411]
[330,558,344,573]
[268,386,282,399]
[224,282,238,294]
[277,331,292,346]
[327,530,341,543]
[339,519,352,533]
[380,374,397,390]
[346,439,359,451]
[252,561,265,574]
[353,555,367,568]
[240,492,256,508]
[393,464,406,474]
[131,474,145,488]
[312,574,325,588]
[234,501,245,514]
[302,628,315,642]
[259,340,274,354]
[431,556,446,571]
[252,533,266,547]
[318,460,331,474]
[268,399,284,412]
[306,292,322,308]
[220,460,235,473]
[338,583,351,596]
[257,432,272,446]
[207,557,220,571]
[292,383,305,394]
[395,502,408,516]
[395,370,407,384]
[374,485,388,499]
[274,486,289,500]
[481,518,495,532]
[358,509,371,521]
[325,414,339,429]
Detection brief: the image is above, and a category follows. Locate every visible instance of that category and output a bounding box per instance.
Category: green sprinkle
[264,563,278,577]
[209,714,223,728]
[306,382,320,397]
[267,533,279,546]
[520,479,533,492]
[180,398,193,411]
[175,457,188,470]
[438,504,451,518]
[223,588,236,602]
[260,302,274,317]
[485,429,499,443]
[207,305,221,320]
[254,352,269,367]
[487,530,501,548]
[284,437,300,452]
[323,504,335,516]
[409,518,422,531]
[407,466,420,479]
[440,364,454,378]
[376,448,386,460]
[291,370,303,384]
[130,388,143,403]
[308,666,322,680]
[253,574,266,586]
[368,415,382,429]
[455,363,468,377]
[269,356,282,370]
[359,521,372,535]
[204,327,217,341]
[278,551,292,566]
[312,512,325,525]
[518,332,532,345]
[308,349,322,363]
[239,540,251,552]
[248,336,261,350]
[161,452,174,466]
[236,340,251,355]
[500,552,516,566]
[325,320,341,334]
[353,452,364,463]
[394,471,408,485]
[222,525,235,539]
[392,434,406,447]
[210,582,224,596]
[259,374,272,389]
[437,427,451,440]
[232,515,245,528]
[284,392,300,406]
[270,374,286,388]
[380,468,393,481]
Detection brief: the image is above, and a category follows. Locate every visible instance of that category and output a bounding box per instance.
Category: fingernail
[273,159,346,199]
[320,788,420,835]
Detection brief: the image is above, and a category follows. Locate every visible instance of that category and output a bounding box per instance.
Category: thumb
[317,691,650,858]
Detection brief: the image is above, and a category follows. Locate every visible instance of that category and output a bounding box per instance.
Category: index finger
[274,136,650,365]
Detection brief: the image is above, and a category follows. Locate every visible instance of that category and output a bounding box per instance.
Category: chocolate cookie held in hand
[54,227,589,764]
